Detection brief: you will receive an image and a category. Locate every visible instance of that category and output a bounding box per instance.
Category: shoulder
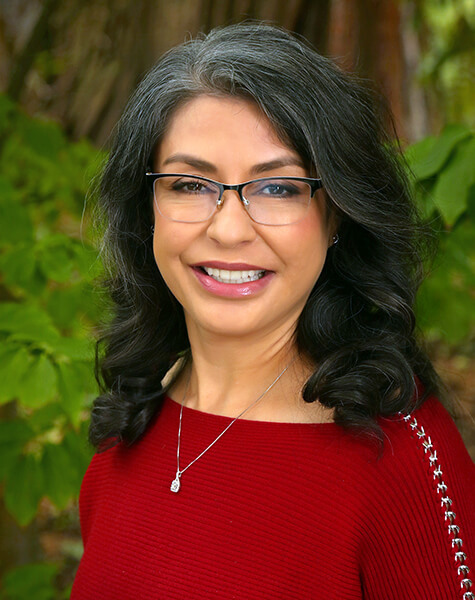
[375,395,474,491]
[355,396,475,598]
[325,395,474,534]
[378,395,475,532]
[324,395,473,484]
[370,395,475,529]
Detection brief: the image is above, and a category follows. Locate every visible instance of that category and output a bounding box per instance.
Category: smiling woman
[151,96,331,339]
[71,22,475,600]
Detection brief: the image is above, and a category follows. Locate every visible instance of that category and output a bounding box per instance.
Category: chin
[186,311,267,338]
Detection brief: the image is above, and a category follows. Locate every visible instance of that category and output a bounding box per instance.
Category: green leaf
[19,353,57,409]
[2,563,58,600]
[0,243,40,293]
[0,178,34,245]
[45,286,86,330]
[37,237,74,283]
[0,303,60,344]
[41,442,79,509]
[28,402,65,434]
[406,124,472,180]
[0,93,16,134]
[57,361,94,426]
[0,445,25,483]
[0,420,35,481]
[416,220,475,343]
[0,419,34,445]
[21,117,65,159]
[72,242,102,279]
[405,135,437,176]
[432,136,475,225]
[62,429,93,479]
[412,179,437,219]
[4,453,44,526]
[467,183,475,221]
[417,277,474,343]
[0,344,32,404]
[47,335,94,362]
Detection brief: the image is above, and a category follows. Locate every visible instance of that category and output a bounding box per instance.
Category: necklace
[170,360,294,493]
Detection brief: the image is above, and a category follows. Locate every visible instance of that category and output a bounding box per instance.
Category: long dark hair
[90,22,440,450]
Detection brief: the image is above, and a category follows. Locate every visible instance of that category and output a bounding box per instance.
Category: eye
[171,177,215,195]
[255,180,301,197]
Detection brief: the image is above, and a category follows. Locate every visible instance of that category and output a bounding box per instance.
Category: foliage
[0,563,59,600]
[0,90,473,598]
[405,123,475,343]
[0,94,103,529]
[416,0,475,128]
[0,97,473,527]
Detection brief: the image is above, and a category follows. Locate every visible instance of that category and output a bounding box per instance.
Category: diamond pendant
[170,474,181,493]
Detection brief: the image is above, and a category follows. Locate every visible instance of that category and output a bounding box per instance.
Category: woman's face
[153,95,333,341]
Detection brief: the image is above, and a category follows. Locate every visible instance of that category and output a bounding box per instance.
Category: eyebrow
[161,153,306,175]
[162,154,217,173]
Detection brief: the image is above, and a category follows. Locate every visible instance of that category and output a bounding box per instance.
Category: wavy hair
[90,22,440,450]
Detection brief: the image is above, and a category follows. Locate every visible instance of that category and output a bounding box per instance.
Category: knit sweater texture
[71,395,475,599]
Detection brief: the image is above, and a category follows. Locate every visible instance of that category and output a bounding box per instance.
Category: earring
[151,224,155,233]
[332,234,339,245]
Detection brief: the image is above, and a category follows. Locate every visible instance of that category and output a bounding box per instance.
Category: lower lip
[191,267,275,298]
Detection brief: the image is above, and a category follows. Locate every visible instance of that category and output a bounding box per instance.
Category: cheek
[286,212,330,274]
[152,233,185,304]
[151,220,201,289]
[152,222,182,277]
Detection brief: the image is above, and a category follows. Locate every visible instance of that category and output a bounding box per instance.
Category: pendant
[170,474,181,493]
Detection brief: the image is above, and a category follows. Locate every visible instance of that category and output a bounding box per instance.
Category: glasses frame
[145,172,323,225]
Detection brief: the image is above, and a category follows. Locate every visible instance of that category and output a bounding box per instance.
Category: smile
[201,267,266,284]
[192,265,274,298]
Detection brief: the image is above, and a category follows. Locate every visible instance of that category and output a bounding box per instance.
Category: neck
[165,319,320,422]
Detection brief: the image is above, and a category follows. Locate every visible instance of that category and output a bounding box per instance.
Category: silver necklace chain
[170,360,294,493]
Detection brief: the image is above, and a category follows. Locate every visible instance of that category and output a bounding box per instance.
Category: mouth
[196,266,268,284]
[190,263,275,297]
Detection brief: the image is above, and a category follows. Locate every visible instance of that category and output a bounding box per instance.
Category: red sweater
[72,396,475,599]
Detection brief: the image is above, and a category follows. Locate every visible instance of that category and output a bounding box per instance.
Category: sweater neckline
[164,395,337,428]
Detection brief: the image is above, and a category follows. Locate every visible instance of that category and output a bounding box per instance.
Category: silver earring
[332,234,339,245]
[151,225,155,233]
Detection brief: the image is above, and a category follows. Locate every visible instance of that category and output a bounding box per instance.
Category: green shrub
[0,94,103,527]
[405,124,475,343]
[0,94,473,599]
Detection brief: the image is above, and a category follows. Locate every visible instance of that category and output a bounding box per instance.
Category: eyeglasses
[146,172,323,226]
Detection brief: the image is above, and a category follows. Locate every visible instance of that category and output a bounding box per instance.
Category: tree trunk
[5,0,60,101]
[1,0,409,146]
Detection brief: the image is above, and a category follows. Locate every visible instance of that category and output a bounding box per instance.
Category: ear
[323,194,341,248]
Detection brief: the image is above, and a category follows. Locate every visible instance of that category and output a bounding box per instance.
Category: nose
[206,189,257,247]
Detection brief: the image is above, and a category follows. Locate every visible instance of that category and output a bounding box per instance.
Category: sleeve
[359,397,475,600]
[77,449,114,548]
[77,454,99,547]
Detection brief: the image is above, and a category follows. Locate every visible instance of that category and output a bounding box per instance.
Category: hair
[89,21,441,451]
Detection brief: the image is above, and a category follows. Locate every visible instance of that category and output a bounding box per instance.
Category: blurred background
[0,0,474,597]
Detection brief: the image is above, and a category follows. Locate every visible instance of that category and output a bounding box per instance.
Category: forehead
[155,95,302,169]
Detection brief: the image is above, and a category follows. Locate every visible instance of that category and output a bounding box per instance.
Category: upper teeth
[202,267,265,284]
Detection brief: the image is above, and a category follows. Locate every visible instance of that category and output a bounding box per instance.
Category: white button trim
[401,412,472,598]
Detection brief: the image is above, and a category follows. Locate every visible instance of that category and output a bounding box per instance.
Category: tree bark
[6,0,60,101]
[400,1,430,141]
[328,0,406,140]
[0,0,410,144]
[327,0,358,68]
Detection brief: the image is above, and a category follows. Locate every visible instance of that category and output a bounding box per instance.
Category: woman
[71,23,474,599]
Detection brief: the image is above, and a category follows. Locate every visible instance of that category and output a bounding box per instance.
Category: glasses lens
[153,175,219,222]
[243,178,311,225]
